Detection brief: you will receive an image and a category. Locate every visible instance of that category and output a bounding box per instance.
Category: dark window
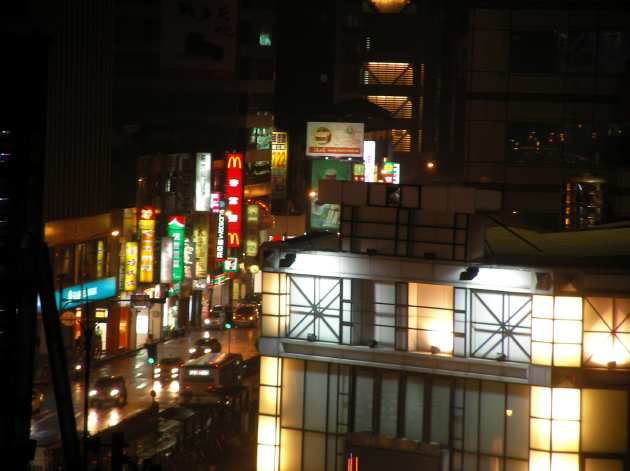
[565,31,597,74]
[598,31,630,75]
[510,31,561,74]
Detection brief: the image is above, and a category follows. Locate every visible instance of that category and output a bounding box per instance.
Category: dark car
[233,304,259,328]
[153,357,183,383]
[204,304,233,330]
[89,376,127,408]
[188,337,222,359]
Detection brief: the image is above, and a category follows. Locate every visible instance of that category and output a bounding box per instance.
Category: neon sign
[225,153,243,248]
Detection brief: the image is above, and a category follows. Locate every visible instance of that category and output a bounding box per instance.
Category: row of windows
[510,31,630,75]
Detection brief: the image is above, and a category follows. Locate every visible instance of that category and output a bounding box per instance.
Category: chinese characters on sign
[195,153,212,211]
[363,140,376,182]
[138,206,155,283]
[225,153,242,248]
[245,204,259,257]
[382,162,401,184]
[124,242,138,292]
[210,192,222,213]
[215,208,226,260]
[160,237,173,283]
[167,215,186,283]
[271,131,288,198]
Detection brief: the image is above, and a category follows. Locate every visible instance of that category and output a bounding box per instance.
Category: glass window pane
[404,375,424,441]
[464,380,479,452]
[379,371,399,437]
[480,381,505,456]
[505,384,529,459]
[281,359,304,428]
[479,455,503,471]
[303,432,325,471]
[304,361,328,432]
[585,459,624,471]
[354,369,374,432]
[430,379,451,445]
[280,428,302,471]
[582,388,628,453]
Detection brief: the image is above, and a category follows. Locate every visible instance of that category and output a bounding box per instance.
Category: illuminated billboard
[223,257,238,273]
[271,131,288,198]
[363,140,376,182]
[225,153,243,248]
[210,192,222,213]
[306,122,364,158]
[310,160,351,231]
[195,153,212,211]
[245,204,259,257]
[382,161,401,184]
[138,206,155,283]
[124,242,138,292]
[160,237,173,284]
[167,215,185,283]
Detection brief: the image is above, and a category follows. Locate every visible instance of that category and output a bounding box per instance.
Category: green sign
[310,160,351,231]
[167,215,186,283]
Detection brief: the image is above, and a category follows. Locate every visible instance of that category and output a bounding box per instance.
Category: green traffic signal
[224,322,233,330]
[147,357,155,365]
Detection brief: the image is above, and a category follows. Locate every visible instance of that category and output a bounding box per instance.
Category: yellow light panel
[531,386,552,419]
[533,295,554,319]
[552,388,580,421]
[551,420,580,452]
[554,297,582,320]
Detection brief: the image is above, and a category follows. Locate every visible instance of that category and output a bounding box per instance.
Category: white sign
[363,140,376,182]
[195,153,212,211]
[160,237,173,284]
[306,122,364,158]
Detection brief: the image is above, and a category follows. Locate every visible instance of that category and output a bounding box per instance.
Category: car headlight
[110,388,120,397]
[188,348,196,354]
[249,316,254,320]
[203,331,210,339]
[203,318,210,325]
[89,390,98,397]
[171,368,178,373]
[155,368,161,373]
[203,348,211,353]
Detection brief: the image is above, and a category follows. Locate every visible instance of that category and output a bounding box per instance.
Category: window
[407,282,454,355]
[362,62,414,85]
[367,95,412,119]
[564,31,597,74]
[510,31,562,74]
[390,129,411,152]
[598,31,630,75]
[507,123,564,163]
[470,290,532,363]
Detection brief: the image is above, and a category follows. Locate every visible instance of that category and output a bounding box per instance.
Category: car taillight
[184,384,191,390]
[207,385,214,391]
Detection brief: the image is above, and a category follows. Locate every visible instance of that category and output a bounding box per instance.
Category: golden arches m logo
[227,154,242,169]
[227,232,240,246]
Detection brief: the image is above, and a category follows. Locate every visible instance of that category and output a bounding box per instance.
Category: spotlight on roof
[459,266,479,281]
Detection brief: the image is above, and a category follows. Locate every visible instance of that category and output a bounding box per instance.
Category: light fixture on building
[536,272,552,291]
[368,339,378,349]
[505,409,513,417]
[426,161,435,169]
[608,360,618,369]
[496,353,507,362]
[308,190,317,198]
[111,229,120,237]
[279,253,296,268]
[370,0,410,13]
[306,333,317,342]
[430,345,441,355]
[459,266,479,281]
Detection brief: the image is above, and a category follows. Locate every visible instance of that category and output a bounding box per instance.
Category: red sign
[225,153,243,248]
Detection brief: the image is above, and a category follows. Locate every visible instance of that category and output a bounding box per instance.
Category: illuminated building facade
[256,181,630,471]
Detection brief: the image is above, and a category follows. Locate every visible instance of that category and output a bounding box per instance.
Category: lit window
[259,32,271,47]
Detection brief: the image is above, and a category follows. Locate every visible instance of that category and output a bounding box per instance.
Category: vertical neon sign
[167,215,185,283]
[225,153,243,249]
[138,206,155,283]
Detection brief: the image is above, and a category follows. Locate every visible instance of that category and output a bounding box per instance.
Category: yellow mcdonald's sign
[227,232,240,246]
[227,153,242,169]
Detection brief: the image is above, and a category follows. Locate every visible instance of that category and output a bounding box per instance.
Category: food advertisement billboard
[306,122,364,158]
[310,160,351,231]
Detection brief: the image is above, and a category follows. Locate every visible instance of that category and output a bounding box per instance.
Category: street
[31,327,258,448]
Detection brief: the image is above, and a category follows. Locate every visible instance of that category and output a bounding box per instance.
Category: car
[89,376,127,408]
[233,303,259,328]
[32,389,44,414]
[188,337,222,359]
[153,357,183,383]
[204,305,232,330]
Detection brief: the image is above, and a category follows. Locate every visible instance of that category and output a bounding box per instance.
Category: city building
[257,180,630,471]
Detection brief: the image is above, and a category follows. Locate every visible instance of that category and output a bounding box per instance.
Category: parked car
[32,389,44,414]
[233,303,259,328]
[153,357,183,383]
[188,337,222,359]
[89,376,127,408]
[204,305,232,330]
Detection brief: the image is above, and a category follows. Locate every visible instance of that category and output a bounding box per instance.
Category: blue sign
[56,277,117,310]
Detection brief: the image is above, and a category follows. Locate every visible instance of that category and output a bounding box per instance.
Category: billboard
[306,122,364,158]
[195,153,212,211]
[363,140,376,182]
[56,277,117,310]
[310,160,351,231]
[271,131,288,198]
[167,215,186,283]
[210,192,222,213]
[160,237,173,284]
[124,242,138,292]
[225,153,243,248]
[138,206,156,283]
[245,204,259,257]
[160,0,237,71]
[382,162,401,184]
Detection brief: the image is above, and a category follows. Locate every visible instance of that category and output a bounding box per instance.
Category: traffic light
[146,343,157,365]
[223,321,233,330]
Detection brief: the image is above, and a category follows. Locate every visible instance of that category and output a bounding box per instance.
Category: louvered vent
[367,95,412,118]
